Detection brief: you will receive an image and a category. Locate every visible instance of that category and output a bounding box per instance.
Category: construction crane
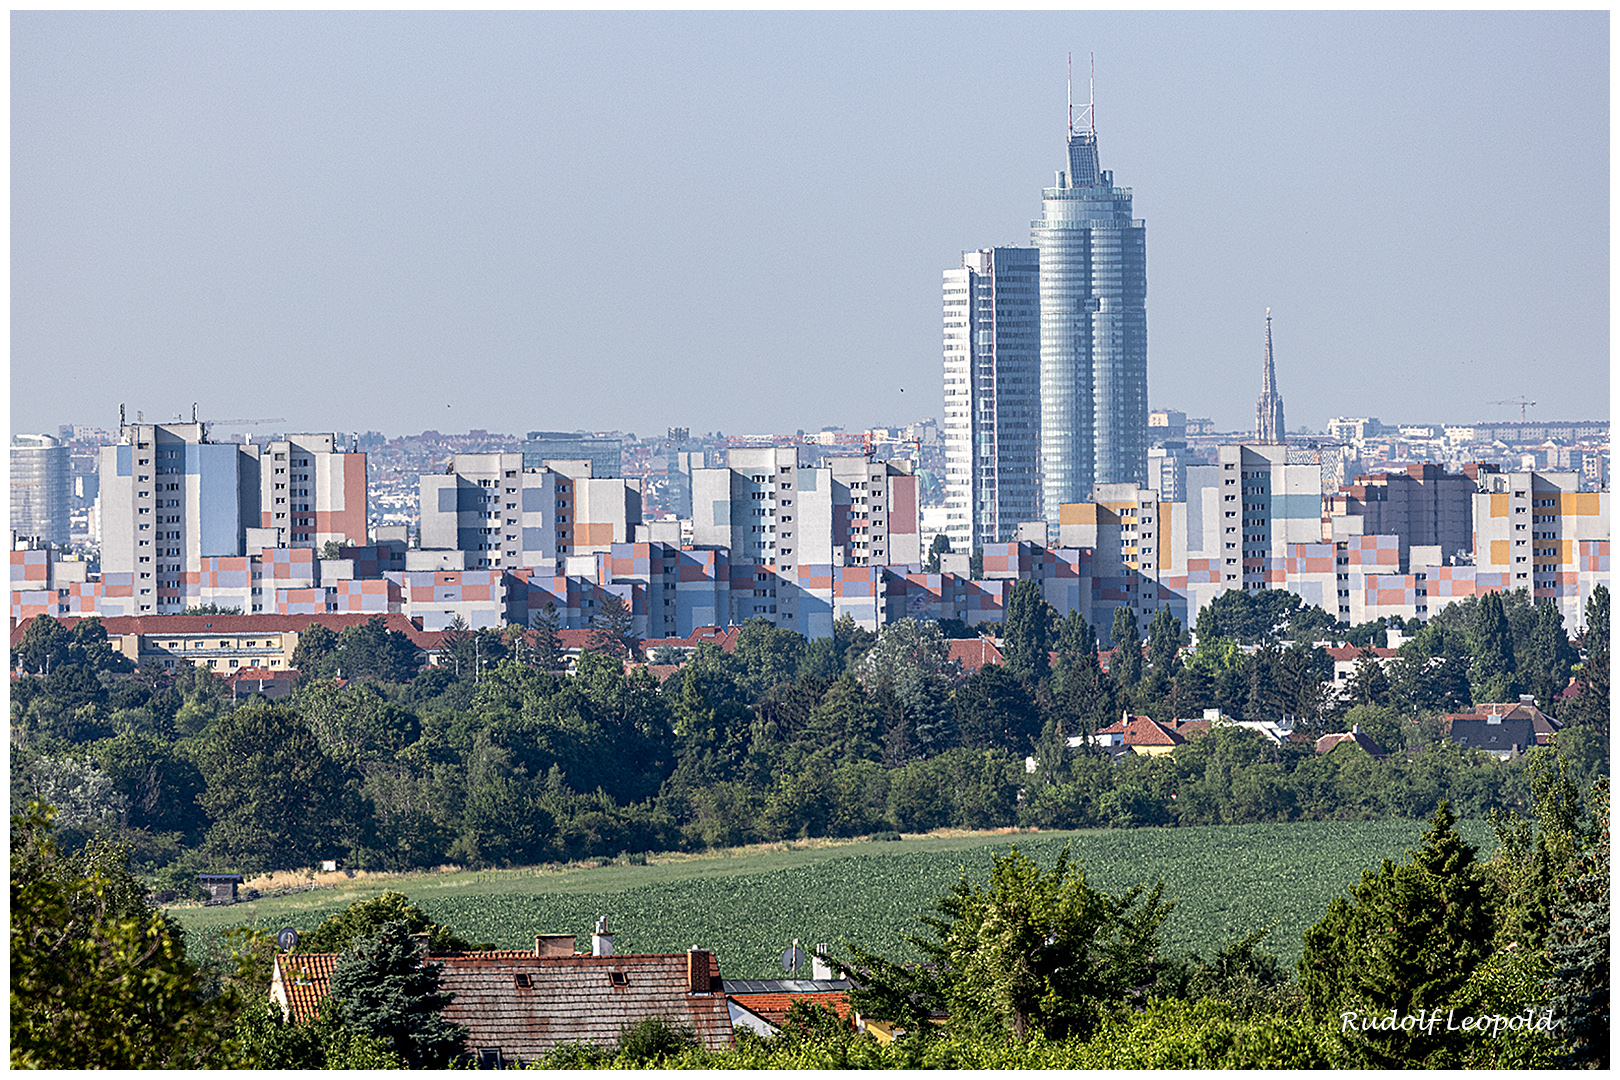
[1486,398,1536,423]
[210,416,287,427]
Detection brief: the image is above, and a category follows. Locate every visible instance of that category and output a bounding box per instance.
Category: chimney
[1519,694,1536,704]
[1351,724,1361,734]
[591,916,614,957]
[534,934,576,957]
[687,947,712,994]
[812,944,836,981]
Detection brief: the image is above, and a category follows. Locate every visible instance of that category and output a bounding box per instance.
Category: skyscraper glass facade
[521,432,623,478]
[10,434,70,545]
[1032,128,1147,521]
[942,247,1041,554]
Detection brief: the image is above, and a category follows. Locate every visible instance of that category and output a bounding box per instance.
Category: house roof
[1314,729,1388,759]
[1448,717,1538,755]
[1121,716,1185,747]
[725,991,852,1029]
[1444,699,1561,745]
[1170,719,1213,740]
[274,952,339,1024]
[946,637,1003,674]
[273,949,732,1061]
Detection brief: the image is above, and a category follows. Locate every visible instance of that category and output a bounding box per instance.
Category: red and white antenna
[1068,52,1096,136]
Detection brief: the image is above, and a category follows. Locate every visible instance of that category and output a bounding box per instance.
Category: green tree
[1470,591,1518,701]
[1145,607,1183,679]
[1300,802,1495,1064]
[298,890,480,954]
[909,845,1174,1041]
[588,592,640,659]
[1109,607,1142,694]
[196,702,356,872]
[952,664,1040,753]
[1524,600,1577,713]
[10,802,241,1068]
[924,533,952,574]
[1544,778,1609,1069]
[334,616,421,683]
[232,998,400,1069]
[327,920,468,1068]
[1000,580,1055,686]
[290,622,339,678]
[1343,648,1390,707]
[11,614,132,676]
[729,617,807,700]
[532,601,565,671]
[855,618,956,757]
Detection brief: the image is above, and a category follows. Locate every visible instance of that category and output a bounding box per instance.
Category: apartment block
[256,434,369,548]
[396,570,508,630]
[1181,444,1324,607]
[9,537,90,622]
[419,454,640,571]
[97,422,366,615]
[1326,462,1482,567]
[1469,470,1610,632]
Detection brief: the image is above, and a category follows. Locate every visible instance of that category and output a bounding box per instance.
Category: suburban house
[1314,725,1388,759]
[1443,696,1561,748]
[945,636,1003,675]
[1324,645,1400,689]
[1443,713,1542,760]
[271,930,733,1066]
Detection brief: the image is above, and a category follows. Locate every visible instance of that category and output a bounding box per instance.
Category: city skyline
[12,11,1609,441]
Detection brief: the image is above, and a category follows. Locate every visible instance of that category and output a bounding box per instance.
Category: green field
[174,818,1494,979]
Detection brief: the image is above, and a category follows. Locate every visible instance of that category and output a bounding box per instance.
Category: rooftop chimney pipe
[592,915,614,957]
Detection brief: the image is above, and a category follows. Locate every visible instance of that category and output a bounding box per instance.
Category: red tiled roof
[274,950,732,1061]
[1121,716,1184,747]
[273,952,339,1023]
[727,991,852,1029]
[947,637,1003,674]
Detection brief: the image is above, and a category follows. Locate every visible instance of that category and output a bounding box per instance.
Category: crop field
[175,818,1494,979]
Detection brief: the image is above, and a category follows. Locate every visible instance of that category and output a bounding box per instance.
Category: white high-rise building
[941,246,1041,556]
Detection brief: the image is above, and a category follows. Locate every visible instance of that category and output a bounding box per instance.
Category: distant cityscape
[10,79,1608,648]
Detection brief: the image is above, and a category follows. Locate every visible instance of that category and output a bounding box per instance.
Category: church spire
[1256,307,1286,444]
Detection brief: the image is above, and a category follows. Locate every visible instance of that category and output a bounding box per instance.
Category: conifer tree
[1300,802,1495,1065]
[531,601,564,671]
[327,920,466,1068]
[1470,591,1518,701]
[1001,580,1054,686]
[1545,779,1610,1069]
[1524,600,1577,713]
[1109,607,1142,696]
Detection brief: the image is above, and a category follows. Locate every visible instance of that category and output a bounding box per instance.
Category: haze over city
[11,10,1609,439]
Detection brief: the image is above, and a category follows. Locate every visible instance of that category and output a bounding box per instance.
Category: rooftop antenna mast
[1068,52,1096,137]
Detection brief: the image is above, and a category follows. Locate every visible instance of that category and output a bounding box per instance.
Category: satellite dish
[781,942,806,974]
[277,926,299,952]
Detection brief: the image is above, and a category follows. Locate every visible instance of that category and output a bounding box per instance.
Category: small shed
[199,873,245,905]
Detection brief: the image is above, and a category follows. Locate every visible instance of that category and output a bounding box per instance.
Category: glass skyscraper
[941,247,1041,555]
[1031,118,1147,521]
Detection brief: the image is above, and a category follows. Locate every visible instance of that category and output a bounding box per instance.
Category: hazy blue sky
[12,11,1609,441]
